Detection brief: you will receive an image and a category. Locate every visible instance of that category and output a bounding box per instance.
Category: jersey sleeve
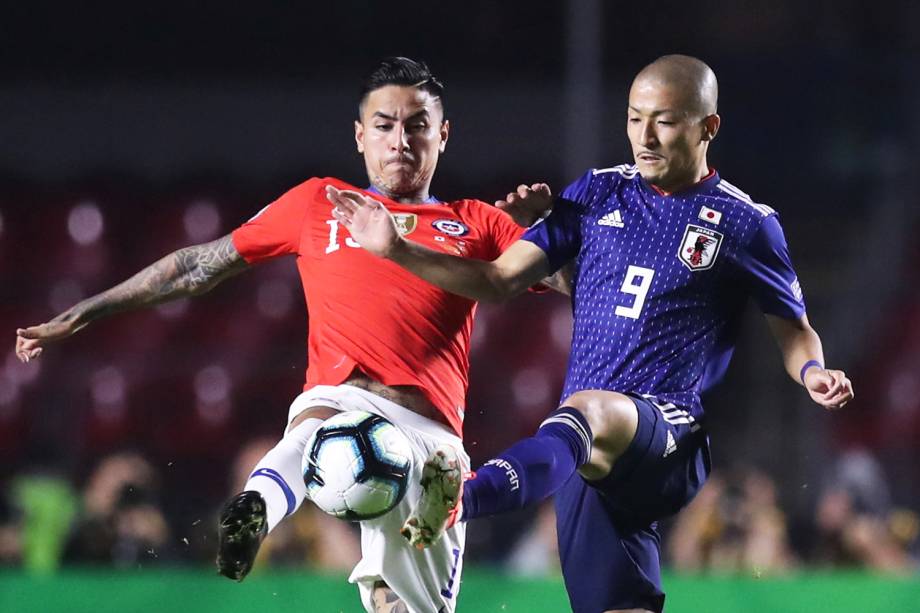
[736,214,806,319]
[231,179,315,263]
[484,206,526,259]
[520,170,592,273]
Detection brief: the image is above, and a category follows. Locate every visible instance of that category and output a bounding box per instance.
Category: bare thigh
[562,390,639,481]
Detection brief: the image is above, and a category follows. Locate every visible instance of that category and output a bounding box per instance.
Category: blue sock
[461,407,592,521]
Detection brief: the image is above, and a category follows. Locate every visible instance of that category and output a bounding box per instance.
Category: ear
[354,120,365,153]
[438,119,450,153]
[701,114,721,142]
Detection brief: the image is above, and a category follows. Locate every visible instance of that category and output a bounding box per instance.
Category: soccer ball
[302,410,412,521]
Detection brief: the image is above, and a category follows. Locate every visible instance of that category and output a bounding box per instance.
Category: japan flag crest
[678,224,723,271]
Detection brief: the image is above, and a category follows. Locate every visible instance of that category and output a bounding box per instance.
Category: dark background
[2,0,918,571]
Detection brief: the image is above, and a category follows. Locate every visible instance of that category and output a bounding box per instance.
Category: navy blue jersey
[522,164,805,419]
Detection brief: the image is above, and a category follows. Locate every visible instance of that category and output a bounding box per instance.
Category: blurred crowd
[0,443,362,576]
[665,452,918,575]
[1,444,917,578]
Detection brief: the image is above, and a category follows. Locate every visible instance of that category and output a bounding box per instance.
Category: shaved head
[632,55,718,117]
[626,54,721,192]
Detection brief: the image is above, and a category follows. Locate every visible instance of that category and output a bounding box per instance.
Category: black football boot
[216,491,268,581]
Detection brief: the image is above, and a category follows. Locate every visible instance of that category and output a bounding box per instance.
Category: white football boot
[400,445,463,549]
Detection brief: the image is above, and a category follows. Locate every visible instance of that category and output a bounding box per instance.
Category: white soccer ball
[302,410,412,521]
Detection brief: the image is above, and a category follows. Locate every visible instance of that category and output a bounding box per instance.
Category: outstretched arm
[765,313,854,410]
[327,186,552,303]
[15,234,248,362]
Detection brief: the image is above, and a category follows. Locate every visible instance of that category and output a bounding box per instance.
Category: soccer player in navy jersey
[329,54,853,613]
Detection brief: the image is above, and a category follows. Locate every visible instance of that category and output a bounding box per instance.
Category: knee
[561,390,637,441]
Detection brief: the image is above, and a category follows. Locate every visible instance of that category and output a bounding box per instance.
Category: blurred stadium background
[2,1,919,611]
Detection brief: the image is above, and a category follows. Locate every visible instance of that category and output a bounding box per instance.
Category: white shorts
[288,385,469,613]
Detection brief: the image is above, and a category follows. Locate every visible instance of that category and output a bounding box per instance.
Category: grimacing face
[626,77,717,192]
[355,85,449,200]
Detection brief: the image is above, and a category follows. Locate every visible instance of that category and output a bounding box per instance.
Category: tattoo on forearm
[67,235,247,325]
[174,234,245,292]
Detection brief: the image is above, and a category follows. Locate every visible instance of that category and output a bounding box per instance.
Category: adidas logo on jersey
[598,210,624,228]
[663,430,677,457]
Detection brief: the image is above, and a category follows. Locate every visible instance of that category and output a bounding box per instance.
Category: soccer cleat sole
[400,445,462,550]
[216,491,268,582]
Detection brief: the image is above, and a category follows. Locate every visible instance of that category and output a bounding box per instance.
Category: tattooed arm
[15,234,248,362]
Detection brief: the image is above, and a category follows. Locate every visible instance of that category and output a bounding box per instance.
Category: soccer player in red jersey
[15,57,554,613]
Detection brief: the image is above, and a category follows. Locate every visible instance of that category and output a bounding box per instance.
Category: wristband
[800,359,823,385]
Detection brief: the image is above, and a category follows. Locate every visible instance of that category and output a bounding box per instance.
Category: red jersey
[231,177,523,436]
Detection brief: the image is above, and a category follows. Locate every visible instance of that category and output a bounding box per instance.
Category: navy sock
[461,407,592,521]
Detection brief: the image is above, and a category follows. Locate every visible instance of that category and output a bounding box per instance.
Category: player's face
[355,85,449,201]
[627,78,717,192]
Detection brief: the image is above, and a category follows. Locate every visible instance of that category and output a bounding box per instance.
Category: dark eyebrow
[371,109,431,122]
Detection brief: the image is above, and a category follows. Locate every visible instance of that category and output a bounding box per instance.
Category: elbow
[479,272,522,304]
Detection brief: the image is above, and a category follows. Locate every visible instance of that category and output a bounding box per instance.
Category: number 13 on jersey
[615,265,655,319]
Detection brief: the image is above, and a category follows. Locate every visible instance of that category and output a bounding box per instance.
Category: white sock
[244,418,323,532]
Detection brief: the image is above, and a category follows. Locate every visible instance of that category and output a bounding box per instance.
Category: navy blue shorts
[554,393,711,613]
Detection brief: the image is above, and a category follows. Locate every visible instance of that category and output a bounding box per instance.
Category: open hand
[326,186,400,258]
[495,183,553,227]
[804,367,854,410]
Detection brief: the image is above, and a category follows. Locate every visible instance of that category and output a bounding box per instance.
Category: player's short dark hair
[358,56,446,120]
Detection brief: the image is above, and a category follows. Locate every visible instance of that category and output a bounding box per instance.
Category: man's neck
[367,183,437,204]
[649,162,713,196]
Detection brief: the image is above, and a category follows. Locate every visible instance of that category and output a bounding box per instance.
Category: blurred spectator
[64,452,172,567]
[888,508,920,560]
[11,474,77,574]
[833,449,892,516]
[504,502,560,577]
[229,437,360,574]
[0,493,22,566]
[807,450,916,573]
[667,468,795,574]
[811,487,914,572]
